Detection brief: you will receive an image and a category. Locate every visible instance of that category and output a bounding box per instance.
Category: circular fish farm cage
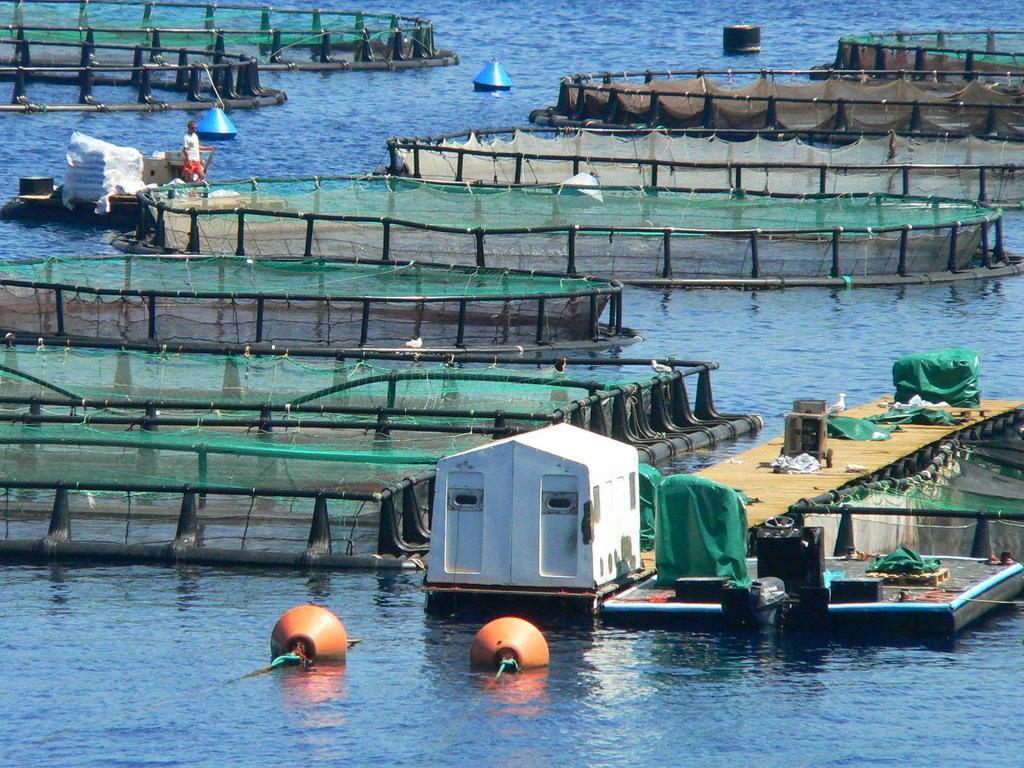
[0,44,284,111]
[0,255,631,351]
[836,31,1024,76]
[390,127,1024,205]
[532,71,1024,140]
[135,175,1014,287]
[0,0,457,71]
[0,344,761,567]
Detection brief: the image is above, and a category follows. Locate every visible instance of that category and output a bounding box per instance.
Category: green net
[0,346,624,419]
[0,256,608,299]
[0,255,616,348]
[157,177,994,233]
[148,178,997,280]
[0,422,438,493]
[0,1,427,49]
[841,32,1024,68]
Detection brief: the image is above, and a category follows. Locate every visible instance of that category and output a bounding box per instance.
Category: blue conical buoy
[473,60,512,92]
[196,107,237,140]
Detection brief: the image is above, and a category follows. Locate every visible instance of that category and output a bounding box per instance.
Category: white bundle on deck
[61,132,145,214]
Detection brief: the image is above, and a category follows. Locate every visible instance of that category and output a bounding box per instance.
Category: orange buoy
[470,617,549,673]
[270,605,348,663]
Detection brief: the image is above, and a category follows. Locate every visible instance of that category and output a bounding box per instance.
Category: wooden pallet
[866,567,950,587]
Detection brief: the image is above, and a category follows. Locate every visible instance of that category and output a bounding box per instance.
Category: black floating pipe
[172,490,199,548]
[137,66,154,104]
[318,31,332,64]
[970,514,992,559]
[305,494,332,555]
[130,45,144,85]
[269,29,283,63]
[11,68,28,105]
[356,28,373,63]
[833,509,855,556]
[45,486,71,544]
[390,29,405,61]
[78,66,94,104]
[174,49,189,90]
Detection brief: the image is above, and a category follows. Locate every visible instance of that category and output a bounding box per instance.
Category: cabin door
[510,470,580,585]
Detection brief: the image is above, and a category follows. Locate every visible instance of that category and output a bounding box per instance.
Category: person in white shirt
[181,120,213,182]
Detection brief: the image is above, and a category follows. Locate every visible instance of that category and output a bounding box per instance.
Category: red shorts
[183,159,205,182]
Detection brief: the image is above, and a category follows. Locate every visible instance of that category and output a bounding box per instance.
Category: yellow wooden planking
[697,398,1023,526]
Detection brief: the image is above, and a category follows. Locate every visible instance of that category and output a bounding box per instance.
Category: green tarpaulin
[638,463,662,552]
[654,474,751,587]
[868,545,941,575]
[827,416,893,441]
[892,348,981,407]
[867,406,961,426]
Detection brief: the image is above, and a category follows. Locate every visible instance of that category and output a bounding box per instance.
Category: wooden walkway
[697,398,1023,526]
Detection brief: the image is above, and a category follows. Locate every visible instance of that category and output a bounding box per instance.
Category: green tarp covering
[638,463,662,552]
[867,406,961,427]
[654,474,751,587]
[827,416,893,441]
[868,545,941,575]
[892,348,981,407]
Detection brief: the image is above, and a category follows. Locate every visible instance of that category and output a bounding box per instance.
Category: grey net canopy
[392,129,1024,204]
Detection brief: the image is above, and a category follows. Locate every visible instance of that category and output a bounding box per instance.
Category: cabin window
[591,485,601,519]
[542,490,578,515]
[447,471,484,512]
[629,471,637,510]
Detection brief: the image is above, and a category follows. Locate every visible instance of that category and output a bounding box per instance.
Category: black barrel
[723,25,761,54]
[19,177,54,196]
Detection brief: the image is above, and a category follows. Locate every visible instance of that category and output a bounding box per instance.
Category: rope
[124,490,132,544]
[240,493,255,549]
[495,656,519,680]
[199,62,224,109]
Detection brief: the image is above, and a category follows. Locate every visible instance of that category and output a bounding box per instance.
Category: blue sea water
[2,1,1024,765]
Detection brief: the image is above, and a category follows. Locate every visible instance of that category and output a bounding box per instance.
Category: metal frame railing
[789,408,1024,557]
[0,255,626,347]
[0,0,443,62]
[136,179,1008,283]
[561,66,1024,86]
[0,23,439,65]
[836,31,1024,74]
[387,128,1024,205]
[0,336,752,453]
[0,341,761,564]
[0,34,284,108]
[541,71,1024,139]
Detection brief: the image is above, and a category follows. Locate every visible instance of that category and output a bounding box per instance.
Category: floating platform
[533,71,1024,140]
[389,127,1024,206]
[132,175,1010,284]
[1,188,140,226]
[603,556,1024,636]
[698,398,1024,527]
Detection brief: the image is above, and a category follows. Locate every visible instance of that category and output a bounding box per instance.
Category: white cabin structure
[426,424,642,594]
